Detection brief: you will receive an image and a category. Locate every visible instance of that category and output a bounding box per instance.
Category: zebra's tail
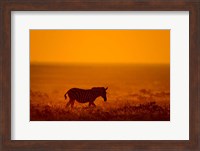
[64,92,68,100]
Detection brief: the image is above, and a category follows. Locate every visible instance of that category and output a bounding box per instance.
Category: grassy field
[30,89,170,121]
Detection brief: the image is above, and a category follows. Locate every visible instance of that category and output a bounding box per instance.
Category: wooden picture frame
[0,0,199,150]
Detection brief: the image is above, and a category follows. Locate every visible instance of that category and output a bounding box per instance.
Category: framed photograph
[1,0,199,151]
[30,29,170,121]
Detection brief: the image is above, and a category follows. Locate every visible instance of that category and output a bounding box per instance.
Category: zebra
[64,87,108,108]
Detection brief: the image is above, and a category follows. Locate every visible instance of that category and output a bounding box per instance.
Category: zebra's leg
[71,100,75,108]
[66,101,71,108]
[91,102,96,107]
[89,102,92,107]
[66,99,74,108]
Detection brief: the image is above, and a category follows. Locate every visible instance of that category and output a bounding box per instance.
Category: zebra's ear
[105,87,108,90]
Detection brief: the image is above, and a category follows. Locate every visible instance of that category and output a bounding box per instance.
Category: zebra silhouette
[64,87,108,108]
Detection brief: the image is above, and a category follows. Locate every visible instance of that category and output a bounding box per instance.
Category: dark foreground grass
[30,101,170,121]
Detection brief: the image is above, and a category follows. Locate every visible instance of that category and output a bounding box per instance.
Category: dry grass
[30,90,170,121]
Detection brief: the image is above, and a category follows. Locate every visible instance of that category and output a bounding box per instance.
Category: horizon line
[30,62,170,66]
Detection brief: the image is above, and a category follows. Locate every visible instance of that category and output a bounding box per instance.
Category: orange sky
[30,30,170,64]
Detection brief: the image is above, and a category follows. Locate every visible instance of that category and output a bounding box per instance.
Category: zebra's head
[102,87,108,101]
[92,87,108,102]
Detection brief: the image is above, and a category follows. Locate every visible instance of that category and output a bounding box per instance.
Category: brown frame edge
[0,0,200,151]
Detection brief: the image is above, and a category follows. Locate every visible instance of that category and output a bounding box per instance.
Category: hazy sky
[30,30,170,64]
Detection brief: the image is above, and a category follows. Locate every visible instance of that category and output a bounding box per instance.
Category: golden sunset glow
[30,30,170,64]
[30,30,170,121]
